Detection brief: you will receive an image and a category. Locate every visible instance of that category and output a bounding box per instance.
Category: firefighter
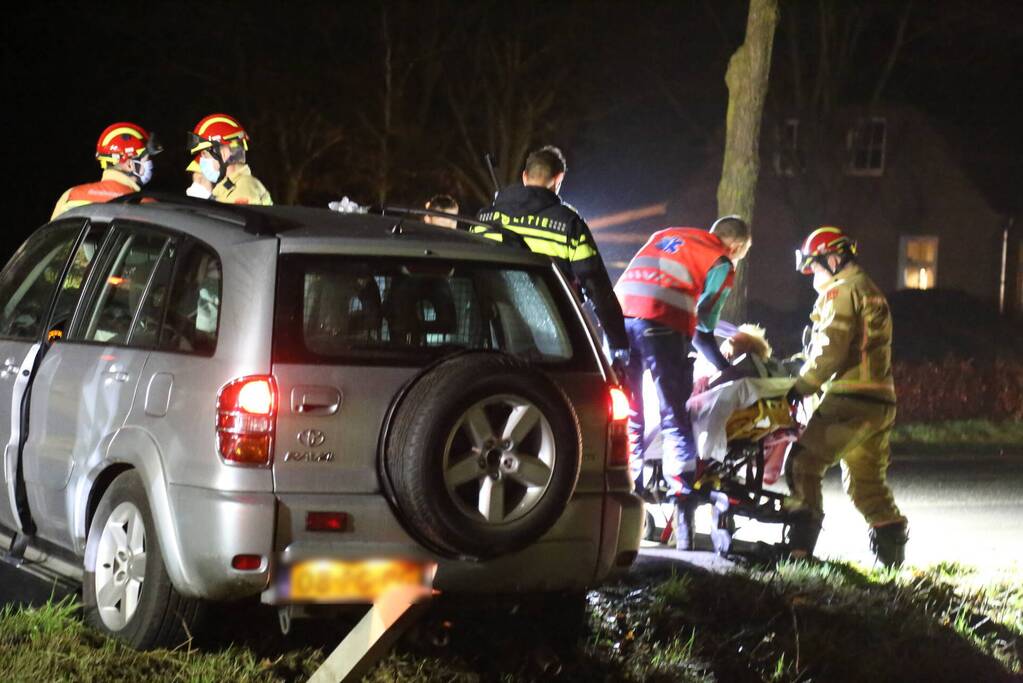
[477,145,628,355]
[615,217,752,550]
[187,113,272,205]
[785,226,908,567]
[52,122,162,219]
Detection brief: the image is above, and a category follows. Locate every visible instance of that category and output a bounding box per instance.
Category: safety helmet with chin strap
[95,122,162,178]
[795,226,858,275]
[186,113,249,184]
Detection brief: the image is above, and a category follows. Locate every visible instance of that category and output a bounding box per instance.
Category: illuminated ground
[642,453,1023,579]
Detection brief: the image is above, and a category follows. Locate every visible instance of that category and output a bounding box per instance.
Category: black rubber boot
[870,522,908,568]
[674,497,697,551]
[785,510,822,560]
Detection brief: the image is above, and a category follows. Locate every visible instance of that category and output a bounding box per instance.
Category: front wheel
[83,470,203,649]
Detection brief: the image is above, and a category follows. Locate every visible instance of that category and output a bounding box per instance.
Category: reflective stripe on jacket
[212,164,273,205]
[794,264,896,403]
[476,184,628,350]
[51,169,139,220]
[615,227,734,337]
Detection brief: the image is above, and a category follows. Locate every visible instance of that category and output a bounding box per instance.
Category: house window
[899,236,938,290]
[774,118,802,176]
[847,117,886,176]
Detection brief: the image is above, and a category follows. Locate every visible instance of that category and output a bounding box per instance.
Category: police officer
[187,113,272,205]
[52,122,162,219]
[786,227,908,567]
[615,217,752,550]
[477,146,628,354]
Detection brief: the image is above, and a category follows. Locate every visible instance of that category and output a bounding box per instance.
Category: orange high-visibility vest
[615,227,733,336]
[51,169,139,220]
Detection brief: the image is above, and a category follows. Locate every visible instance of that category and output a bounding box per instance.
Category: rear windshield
[274,255,591,367]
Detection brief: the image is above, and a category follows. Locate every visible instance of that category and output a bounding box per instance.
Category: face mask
[137,157,154,185]
[199,155,221,184]
[812,268,831,292]
[186,182,212,199]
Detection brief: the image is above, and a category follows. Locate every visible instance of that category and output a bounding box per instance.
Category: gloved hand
[785,386,803,407]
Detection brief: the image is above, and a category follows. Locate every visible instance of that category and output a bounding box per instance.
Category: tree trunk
[717,0,778,322]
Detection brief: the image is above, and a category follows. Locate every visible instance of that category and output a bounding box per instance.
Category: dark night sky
[2,1,1020,257]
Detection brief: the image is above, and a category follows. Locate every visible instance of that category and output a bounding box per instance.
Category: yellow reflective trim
[63,200,93,209]
[570,243,598,261]
[197,115,242,135]
[523,237,570,259]
[101,126,145,146]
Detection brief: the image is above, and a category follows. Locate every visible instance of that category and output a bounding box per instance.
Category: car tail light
[306,511,350,532]
[231,554,263,571]
[609,386,630,422]
[217,375,277,466]
[607,386,630,468]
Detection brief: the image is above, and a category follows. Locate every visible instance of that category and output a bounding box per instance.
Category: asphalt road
[1,453,1021,612]
[656,452,1023,575]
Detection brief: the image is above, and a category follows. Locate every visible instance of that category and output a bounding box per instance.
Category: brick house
[591,104,1017,328]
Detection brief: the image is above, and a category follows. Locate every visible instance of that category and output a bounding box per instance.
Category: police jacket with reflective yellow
[477,184,627,350]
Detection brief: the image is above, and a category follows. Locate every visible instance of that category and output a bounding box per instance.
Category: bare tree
[445,31,575,205]
[717,0,780,319]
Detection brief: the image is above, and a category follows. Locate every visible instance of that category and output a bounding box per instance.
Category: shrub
[894,356,1023,423]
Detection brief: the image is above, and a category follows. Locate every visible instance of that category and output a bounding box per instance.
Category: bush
[894,357,1023,422]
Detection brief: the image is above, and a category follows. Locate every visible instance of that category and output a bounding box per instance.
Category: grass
[0,598,321,683]
[2,562,1021,682]
[891,419,1023,454]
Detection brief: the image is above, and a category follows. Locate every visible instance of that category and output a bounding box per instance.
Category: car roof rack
[110,192,296,235]
[375,205,530,250]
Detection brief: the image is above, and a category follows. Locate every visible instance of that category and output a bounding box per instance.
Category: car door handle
[104,366,130,383]
[291,386,342,415]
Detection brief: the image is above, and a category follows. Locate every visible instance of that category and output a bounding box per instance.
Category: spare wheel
[383,352,581,560]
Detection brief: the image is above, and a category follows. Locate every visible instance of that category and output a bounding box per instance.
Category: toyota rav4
[0,197,641,648]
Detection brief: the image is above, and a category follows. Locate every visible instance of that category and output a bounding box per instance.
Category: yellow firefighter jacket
[793,264,896,403]
[211,164,273,206]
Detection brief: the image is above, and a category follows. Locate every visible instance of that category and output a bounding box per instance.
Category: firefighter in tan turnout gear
[187,113,272,206]
[785,227,908,567]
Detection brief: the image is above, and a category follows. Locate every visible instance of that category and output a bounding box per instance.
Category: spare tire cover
[383,352,581,560]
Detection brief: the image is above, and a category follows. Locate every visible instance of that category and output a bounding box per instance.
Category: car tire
[383,352,581,560]
[83,470,204,649]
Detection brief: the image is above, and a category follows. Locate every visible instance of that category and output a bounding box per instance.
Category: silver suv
[0,198,641,648]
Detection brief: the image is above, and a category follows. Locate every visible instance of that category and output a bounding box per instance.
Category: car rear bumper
[166,484,276,600]
[260,491,614,605]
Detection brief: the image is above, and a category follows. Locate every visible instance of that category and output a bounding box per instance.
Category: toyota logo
[297,429,327,447]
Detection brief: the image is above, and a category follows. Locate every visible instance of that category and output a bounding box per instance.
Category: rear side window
[153,244,221,355]
[274,255,588,367]
[80,230,169,345]
[70,223,222,356]
[0,221,83,341]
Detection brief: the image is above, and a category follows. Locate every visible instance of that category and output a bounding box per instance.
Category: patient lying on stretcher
[689,324,797,483]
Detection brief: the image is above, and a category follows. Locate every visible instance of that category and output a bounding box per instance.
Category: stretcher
[639,354,801,555]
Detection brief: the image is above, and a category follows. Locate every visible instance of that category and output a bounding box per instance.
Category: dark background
[3,1,1020,271]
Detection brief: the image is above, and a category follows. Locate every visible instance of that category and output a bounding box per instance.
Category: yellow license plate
[288,559,426,603]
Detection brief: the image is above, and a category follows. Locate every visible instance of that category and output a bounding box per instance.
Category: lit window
[899,236,938,290]
[774,118,802,176]
[847,117,886,176]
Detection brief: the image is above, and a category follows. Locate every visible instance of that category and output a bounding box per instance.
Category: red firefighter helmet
[795,226,858,274]
[186,113,249,161]
[95,122,162,168]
